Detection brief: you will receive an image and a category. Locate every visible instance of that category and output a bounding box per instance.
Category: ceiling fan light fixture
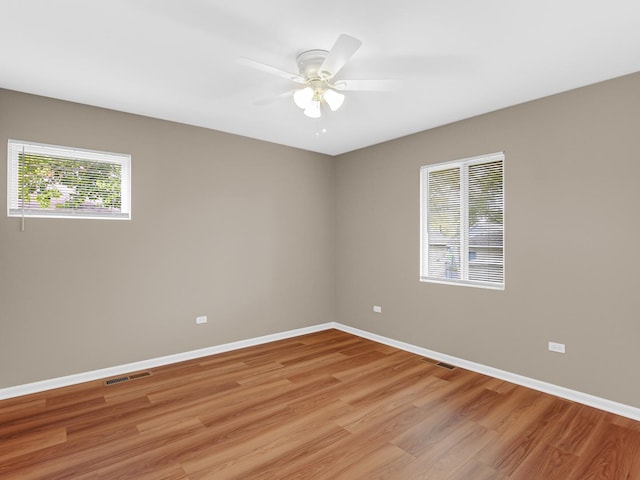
[304,100,322,118]
[240,34,396,120]
[323,88,345,111]
[293,87,314,109]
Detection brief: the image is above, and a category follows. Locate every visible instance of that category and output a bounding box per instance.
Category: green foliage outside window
[18,154,122,212]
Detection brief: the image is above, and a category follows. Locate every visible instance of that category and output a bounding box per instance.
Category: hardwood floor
[1,329,639,479]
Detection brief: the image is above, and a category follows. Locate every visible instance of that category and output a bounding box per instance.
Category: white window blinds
[421,152,504,289]
[7,140,131,220]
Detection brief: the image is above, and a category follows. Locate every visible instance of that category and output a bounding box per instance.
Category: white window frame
[420,152,505,290]
[7,140,131,220]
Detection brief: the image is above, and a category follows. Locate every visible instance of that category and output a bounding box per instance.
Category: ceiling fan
[238,34,401,118]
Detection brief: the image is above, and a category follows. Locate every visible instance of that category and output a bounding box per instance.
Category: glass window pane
[427,167,460,280]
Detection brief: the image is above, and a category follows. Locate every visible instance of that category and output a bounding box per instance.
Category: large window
[420,152,504,289]
[7,140,131,220]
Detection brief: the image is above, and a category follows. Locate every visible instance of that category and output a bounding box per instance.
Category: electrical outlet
[196,315,207,325]
[548,341,565,353]
[373,305,382,313]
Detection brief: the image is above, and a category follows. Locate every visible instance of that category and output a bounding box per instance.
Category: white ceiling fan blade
[237,57,306,84]
[253,90,296,106]
[333,79,403,91]
[319,34,362,79]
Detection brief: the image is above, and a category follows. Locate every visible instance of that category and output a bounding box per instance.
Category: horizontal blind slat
[8,140,131,220]
[421,153,504,288]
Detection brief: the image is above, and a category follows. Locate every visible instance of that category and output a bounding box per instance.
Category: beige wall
[2,72,640,409]
[336,72,640,408]
[0,89,336,387]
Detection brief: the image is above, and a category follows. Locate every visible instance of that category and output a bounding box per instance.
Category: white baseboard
[332,323,640,422]
[2,321,639,422]
[0,323,334,400]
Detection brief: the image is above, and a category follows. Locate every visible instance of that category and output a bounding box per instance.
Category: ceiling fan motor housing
[296,49,330,80]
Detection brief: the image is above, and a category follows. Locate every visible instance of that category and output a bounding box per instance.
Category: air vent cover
[435,362,456,370]
[420,357,456,370]
[104,371,151,386]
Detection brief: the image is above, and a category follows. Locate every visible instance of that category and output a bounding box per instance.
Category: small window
[420,152,504,289]
[7,140,131,220]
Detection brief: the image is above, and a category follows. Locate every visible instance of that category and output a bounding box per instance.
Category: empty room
[1,1,639,479]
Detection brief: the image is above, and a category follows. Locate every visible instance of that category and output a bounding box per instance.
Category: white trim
[424,151,506,172]
[332,323,640,422]
[419,276,505,290]
[0,323,333,400]
[2,321,639,422]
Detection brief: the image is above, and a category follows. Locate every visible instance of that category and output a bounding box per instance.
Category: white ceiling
[2,1,639,156]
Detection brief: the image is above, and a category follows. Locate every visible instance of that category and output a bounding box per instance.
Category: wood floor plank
[332,349,418,383]
[0,427,67,463]
[508,443,579,480]
[237,352,349,386]
[392,384,500,457]
[286,350,388,384]
[446,459,508,480]
[475,395,574,476]
[475,385,544,433]
[388,421,498,480]
[548,403,608,456]
[329,443,414,480]
[1,329,638,479]
[334,374,447,430]
[0,398,47,424]
[105,359,277,404]
[181,400,353,479]
[0,395,107,439]
[271,428,394,480]
[75,461,189,480]
[567,422,640,479]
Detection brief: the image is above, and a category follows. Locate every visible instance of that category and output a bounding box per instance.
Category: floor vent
[421,357,456,370]
[104,371,152,386]
[435,362,456,370]
[420,357,438,364]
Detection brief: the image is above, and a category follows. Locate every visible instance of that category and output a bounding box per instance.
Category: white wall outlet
[196,315,208,325]
[548,341,565,353]
[373,305,382,313]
